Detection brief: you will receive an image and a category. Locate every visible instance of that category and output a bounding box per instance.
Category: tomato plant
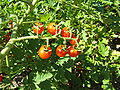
[32,22,44,34]
[0,0,119,89]
[56,45,67,57]
[38,45,52,59]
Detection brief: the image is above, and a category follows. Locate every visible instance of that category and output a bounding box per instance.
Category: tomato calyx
[44,47,52,52]
[32,22,44,34]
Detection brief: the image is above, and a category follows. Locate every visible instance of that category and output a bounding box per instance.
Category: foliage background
[0,0,120,89]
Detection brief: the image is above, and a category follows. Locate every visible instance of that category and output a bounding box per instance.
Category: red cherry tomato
[32,22,44,34]
[56,45,67,57]
[38,45,52,59]
[61,27,70,37]
[67,45,80,57]
[47,23,59,35]
[70,35,80,45]
[0,75,3,82]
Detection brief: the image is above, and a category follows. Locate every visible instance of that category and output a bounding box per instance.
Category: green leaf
[81,30,87,42]
[40,13,51,22]
[56,57,69,65]
[98,42,109,57]
[55,3,60,12]
[85,46,93,55]
[64,20,70,27]
[102,79,110,85]
[33,71,53,84]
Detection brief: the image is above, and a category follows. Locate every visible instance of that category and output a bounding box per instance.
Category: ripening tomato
[0,75,3,82]
[70,35,80,45]
[47,23,59,35]
[67,45,80,57]
[32,22,44,34]
[61,27,70,37]
[38,45,52,59]
[56,45,67,57]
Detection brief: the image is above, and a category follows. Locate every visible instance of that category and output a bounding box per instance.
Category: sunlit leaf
[33,72,53,85]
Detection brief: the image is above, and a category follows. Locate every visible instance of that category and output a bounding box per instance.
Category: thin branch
[0,0,38,61]
[9,35,77,42]
[10,36,39,42]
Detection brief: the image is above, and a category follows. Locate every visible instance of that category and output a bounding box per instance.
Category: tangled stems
[0,0,38,72]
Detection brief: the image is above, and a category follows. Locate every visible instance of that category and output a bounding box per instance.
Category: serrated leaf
[34,72,53,84]
[98,42,109,56]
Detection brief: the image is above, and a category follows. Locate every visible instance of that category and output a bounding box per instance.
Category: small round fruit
[38,45,52,59]
[47,23,59,35]
[0,75,3,82]
[70,35,80,45]
[61,27,70,37]
[56,45,67,57]
[32,23,44,34]
[67,45,80,57]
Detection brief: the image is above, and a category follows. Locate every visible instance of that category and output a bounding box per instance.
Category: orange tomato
[56,45,67,57]
[47,23,59,35]
[38,45,52,59]
[61,27,70,37]
[67,45,80,57]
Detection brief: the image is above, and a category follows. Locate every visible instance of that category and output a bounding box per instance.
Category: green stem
[6,55,9,67]
[46,38,49,47]
[9,35,77,42]
[0,0,38,71]
[23,21,39,24]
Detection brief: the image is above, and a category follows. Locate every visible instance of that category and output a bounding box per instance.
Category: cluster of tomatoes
[38,45,80,59]
[32,22,80,59]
